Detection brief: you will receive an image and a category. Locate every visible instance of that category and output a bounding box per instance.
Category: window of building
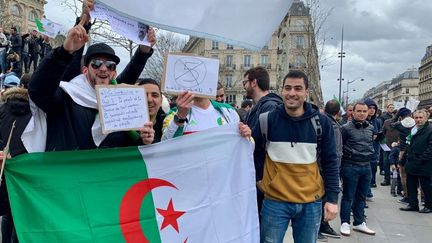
[406,88,409,94]
[226,55,233,66]
[11,4,21,16]
[212,40,219,50]
[226,95,236,103]
[296,36,304,49]
[28,10,38,21]
[225,74,233,88]
[227,44,233,50]
[244,55,251,67]
[295,54,304,67]
[261,55,268,65]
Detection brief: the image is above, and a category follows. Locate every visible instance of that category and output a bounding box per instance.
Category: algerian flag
[5,125,259,242]
[34,17,63,38]
[333,95,345,114]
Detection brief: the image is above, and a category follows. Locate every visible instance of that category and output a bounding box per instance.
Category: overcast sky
[45,0,432,104]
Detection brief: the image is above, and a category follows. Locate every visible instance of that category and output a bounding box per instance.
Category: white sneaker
[352,222,376,235]
[340,222,351,236]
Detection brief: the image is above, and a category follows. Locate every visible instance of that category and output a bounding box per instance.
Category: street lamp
[338,26,345,102]
[345,78,364,105]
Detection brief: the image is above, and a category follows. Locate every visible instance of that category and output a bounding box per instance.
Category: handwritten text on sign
[96,86,149,134]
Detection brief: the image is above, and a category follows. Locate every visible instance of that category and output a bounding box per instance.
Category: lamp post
[338,26,345,102]
[345,78,364,105]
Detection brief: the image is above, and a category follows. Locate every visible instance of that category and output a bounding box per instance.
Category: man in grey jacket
[340,102,376,237]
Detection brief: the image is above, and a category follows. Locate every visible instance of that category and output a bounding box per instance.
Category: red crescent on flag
[119,178,176,243]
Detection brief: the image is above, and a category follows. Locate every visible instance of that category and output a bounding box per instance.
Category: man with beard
[255,71,339,243]
[243,66,282,213]
[28,12,157,151]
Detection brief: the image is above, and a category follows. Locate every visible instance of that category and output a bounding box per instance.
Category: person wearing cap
[28,13,157,151]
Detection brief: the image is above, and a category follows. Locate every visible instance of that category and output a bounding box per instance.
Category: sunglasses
[242,80,250,86]
[90,59,117,71]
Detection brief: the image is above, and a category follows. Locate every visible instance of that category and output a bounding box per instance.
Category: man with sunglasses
[28,20,157,152]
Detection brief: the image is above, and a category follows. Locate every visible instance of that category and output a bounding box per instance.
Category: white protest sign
[406,98,420,112]
[393,101,405,110]
[161,53,220,98]
[91,3,151,46]
[96,85,149,134]
[96,0,292,50]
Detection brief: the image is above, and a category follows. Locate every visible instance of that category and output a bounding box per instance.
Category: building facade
[363,69,419,110]
[418,45,432,109]
[0,0,46,33]
[183,0,323,107]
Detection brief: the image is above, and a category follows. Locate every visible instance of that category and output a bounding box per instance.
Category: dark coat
[28,46,153,151]
[341,120,375,164]
[382,118,400,147]
[405,122,432,176]
[0,87,32,216]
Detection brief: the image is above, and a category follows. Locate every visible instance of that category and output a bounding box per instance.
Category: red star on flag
[157,198,186,233]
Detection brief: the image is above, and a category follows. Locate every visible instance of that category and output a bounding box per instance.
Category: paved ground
[283,181,432,243]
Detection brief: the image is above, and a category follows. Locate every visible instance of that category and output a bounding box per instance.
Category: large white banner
[96,0,293,50]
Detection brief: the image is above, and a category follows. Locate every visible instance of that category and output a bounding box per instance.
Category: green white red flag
[5,125,259,242]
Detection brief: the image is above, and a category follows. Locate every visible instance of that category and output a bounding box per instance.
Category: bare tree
[142,31,187,81]
[60,0,186,74]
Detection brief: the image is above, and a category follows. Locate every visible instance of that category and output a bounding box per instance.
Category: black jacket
[0,87,32,216]
[405,122,432,176]
[9,33,21,54]
[246,93,282,181]
[341,120,375,164]
[28,46,153,151]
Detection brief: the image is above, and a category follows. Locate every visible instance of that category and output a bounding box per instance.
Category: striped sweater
[253,103,340,204]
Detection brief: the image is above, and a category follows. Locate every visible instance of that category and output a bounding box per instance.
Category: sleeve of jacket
[251,118,265,181]
[417,131,432,162]
[161,108,184,140]
[28,46,74,113]
[388,147,399,165]
[319,115,340,203]
[116,48,154,85]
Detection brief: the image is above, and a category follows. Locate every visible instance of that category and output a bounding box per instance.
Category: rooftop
[289,0,310,16]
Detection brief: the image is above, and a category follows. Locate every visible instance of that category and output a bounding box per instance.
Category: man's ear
[82,66,89,75]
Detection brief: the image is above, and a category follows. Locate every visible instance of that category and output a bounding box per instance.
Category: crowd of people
[0,1,431,243]
[0,26,52,85]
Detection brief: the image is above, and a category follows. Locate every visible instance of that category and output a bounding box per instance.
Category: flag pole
[0,121,16,187]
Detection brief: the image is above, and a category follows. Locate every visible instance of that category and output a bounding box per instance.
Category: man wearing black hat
[28,22,157,152]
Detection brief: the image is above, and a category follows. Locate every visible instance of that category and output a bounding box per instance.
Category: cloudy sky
[45,0,432,103]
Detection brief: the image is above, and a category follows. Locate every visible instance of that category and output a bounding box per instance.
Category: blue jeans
[260,198,322,243]
[340,163,372,226]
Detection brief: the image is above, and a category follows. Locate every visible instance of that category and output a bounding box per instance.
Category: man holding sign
[28,2,157,151]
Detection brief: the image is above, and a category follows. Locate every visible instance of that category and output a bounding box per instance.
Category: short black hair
[353,102,368,111]
[20,73,33,89]
[136,78,161,92]
[244,67,270,91]
[241,99,253,108]
[324,99,340,116]
[282,70,309,89]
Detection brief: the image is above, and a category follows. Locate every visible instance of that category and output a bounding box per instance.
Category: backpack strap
[311,114,322,170]
[259,112,270,149]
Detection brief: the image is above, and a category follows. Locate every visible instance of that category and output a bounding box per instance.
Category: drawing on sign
[173,57,207,88]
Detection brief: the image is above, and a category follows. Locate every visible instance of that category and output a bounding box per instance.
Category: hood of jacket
[276,101,320,121]
[1,87,30,116]
[255,93,283,109]
[364,98,378,118]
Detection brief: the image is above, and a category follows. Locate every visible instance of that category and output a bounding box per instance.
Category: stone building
[418,45,432,109]
[183,0,323,107]
[363,69,419,110]
[0,0,46,33]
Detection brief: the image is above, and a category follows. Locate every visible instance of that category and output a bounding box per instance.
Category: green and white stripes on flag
[5,124,259,243]
[333,95,345,114]
[34,18,63,38]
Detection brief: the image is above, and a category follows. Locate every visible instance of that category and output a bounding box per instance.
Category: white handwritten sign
[161,53,220,98]
[91,3,151,46]
[96,85,149,134]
